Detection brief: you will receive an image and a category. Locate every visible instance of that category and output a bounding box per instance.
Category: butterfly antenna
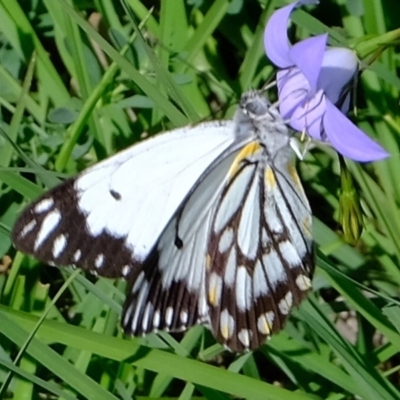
[260,80,277,93]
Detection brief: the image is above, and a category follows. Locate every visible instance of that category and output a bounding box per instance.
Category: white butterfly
[12,90,314,352]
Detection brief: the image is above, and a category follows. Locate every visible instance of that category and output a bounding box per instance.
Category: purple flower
[264,0,389,162]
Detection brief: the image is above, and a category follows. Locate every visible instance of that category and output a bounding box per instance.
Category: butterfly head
[236,90,287,132]
[239,90,272,118]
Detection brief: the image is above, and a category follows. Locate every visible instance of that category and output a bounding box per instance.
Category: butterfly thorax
[234,90,293,169]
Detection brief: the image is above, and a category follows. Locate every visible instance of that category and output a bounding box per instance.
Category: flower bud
[339,157,364,244]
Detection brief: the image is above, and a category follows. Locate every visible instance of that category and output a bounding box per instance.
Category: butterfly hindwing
[206,136,314,351]
[121,148,245,335]
[12,121,237,278]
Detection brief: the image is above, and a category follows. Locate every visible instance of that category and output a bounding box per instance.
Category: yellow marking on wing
[287,163,306,195]
[288,163,301,185]
[262,324,271,335]
[302,216,313,238]
[206,254,211,270]
[259,316,271,335]
[208,287,218,306]
[266,312,275,330]
[221,324,230,339]
[208,275,220,306]
[257,311,274,335]
[265,166,276,187]
[228,142,261,177]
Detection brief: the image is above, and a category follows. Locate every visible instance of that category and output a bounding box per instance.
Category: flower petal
[277,68,309,119]
[264,0,320,67]
[289,34,328,93]
[264,2,298,67]
[302,90,326,139]
[318,47,358,104]
[288,89,326,140]
[323,100,389,161]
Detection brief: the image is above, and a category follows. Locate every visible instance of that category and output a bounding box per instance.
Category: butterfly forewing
[12,121,237,278]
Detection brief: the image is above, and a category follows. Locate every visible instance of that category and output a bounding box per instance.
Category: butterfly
[12,90,314,352]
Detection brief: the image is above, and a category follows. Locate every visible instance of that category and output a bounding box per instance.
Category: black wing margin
[12,179,136,279]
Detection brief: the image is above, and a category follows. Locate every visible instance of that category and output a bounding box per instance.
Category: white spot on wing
[94,253,104,268]
[235,266,251,311]
[209,272,223,307]
[73,249,81,262]
[180,310,188,325]
[279,240,302,267]
[165,306,174,327]
[122,265,131,277]
[35,198,54,214]
[53,234,67,258]
[237,175,260,260]
[123,302,134,328]
[296,274,312,291]
[278,291,293,315]
[122,303,134,329]
[238,329,253,348]
[264,202,283,234]
[198,291,209,322]
[20,220,37,238]
[142,302,154,332]
[220,309,235,339]
[262,250,285,288]
[34,209,62,250]
[153,310,160,329]
[218,227,234,253]
[253,259,269,298]
[131,271,145,294]
[257,311,275,335]
[224,247,237,287]
[130,280,149,331]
